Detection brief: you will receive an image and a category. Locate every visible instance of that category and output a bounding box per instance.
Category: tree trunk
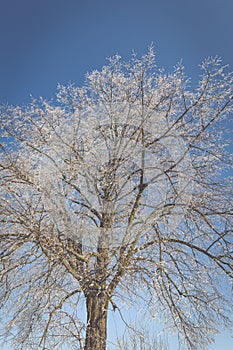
[84,291,109,350]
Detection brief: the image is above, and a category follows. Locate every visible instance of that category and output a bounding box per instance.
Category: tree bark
[84,291,109,350]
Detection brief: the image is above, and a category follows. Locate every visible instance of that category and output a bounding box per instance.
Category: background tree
[114,323,169,350]
[0,48,233,350]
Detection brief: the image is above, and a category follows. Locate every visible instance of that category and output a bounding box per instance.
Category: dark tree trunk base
[84,291,109,350]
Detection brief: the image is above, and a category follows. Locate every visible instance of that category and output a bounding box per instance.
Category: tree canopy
[0,48,233,350]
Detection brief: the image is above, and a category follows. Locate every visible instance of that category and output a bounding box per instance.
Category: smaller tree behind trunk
[115,324,170,350]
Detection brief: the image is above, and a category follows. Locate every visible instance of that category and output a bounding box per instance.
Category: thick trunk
[84,291,109,350]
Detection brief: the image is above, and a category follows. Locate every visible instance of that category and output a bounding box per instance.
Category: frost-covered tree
[0,48,233,350]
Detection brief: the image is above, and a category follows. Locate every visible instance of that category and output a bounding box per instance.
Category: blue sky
[0,0,233,349]
[1,0,233,105]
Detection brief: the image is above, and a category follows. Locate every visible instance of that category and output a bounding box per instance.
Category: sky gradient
[0,0,233,349]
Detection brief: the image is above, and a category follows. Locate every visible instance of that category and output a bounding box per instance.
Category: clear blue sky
[0,0,232,349]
